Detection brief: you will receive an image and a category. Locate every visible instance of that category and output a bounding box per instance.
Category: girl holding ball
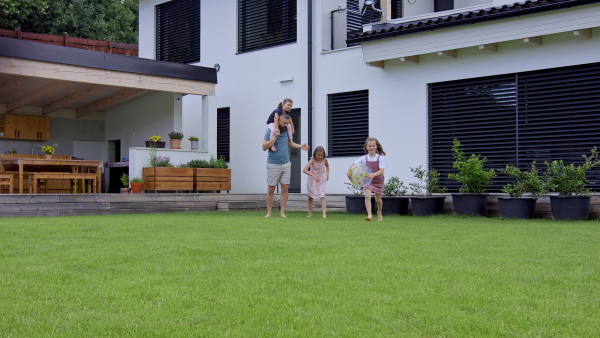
[347,137,386,221]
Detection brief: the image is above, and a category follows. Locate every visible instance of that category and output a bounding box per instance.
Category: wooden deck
[0,193,347,217]
[1,193,599,218]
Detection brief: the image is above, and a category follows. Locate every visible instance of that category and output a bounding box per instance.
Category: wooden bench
[30,173,97,194]
[0,173,14,193]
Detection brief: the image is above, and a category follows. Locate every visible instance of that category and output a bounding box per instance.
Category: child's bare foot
[307,214,312,217]
[377,215,383,221]
[270,146,276,151]
[280,214,287,218]
[322,214,327,218]
[365,216,372,221]
[265,214,272,217]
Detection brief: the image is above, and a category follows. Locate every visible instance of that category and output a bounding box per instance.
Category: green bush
[448,138,496,194]
[544,147,600,196]
[181,156,228,169]
[501,162,546,197]
[409,165,447,196]
[383,176,407,197]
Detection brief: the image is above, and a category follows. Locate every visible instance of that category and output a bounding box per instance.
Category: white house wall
[138,0,600,196]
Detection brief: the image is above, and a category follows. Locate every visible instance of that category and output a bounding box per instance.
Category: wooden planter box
[143,167,194,192]
[195,168,231,192]
[142,167,231,192]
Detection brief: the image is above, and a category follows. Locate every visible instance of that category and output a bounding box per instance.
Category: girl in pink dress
[346,137,386,221]
[303,146,330,218]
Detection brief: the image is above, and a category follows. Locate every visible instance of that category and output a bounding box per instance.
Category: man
[262,112,309,217]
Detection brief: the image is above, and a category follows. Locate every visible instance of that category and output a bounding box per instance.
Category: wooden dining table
[0,158,103,194]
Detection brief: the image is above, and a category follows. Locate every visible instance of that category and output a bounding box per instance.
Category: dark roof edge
[349,0,600,44]
[0,37,217,84]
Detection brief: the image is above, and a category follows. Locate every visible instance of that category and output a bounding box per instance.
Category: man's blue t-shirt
[264,128,290,164]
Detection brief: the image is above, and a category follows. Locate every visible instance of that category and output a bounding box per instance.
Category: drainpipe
[307,0,313,161]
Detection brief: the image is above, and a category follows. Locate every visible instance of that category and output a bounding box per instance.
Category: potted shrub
[119,173,131,194]
[42,145,55,159]
[130,177,144,194]
[544,147,600,220]
[499,162,546,219]
[344,182,366,214]
[145,135,165,148]
[188,136,199,150]
[380,176,409,215]
[409,165,447,216]
[448,138,496,216]
[168,131,184,149]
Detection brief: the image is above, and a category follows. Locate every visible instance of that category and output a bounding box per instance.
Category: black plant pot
[345,195,366,214]
[498,197,537,219]
[451,193,488,216]
[378,197,409,215]
[145,141,166,148]
[549,195,590,220]
[410,196,445,216]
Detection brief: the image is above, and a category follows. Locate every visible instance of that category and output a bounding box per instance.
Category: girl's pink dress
[364,155,384,195]
[307,158,327,199]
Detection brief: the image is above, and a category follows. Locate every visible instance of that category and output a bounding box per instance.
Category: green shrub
[383,176,407,197]
[409,165,447,196]
[544,147,600,196]
[501,162,546,197]
[448,138,496,194]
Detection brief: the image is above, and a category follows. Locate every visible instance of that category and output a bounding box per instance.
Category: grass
[1,211,599,336]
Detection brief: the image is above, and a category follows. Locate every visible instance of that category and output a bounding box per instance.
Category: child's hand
[313,175,319,182]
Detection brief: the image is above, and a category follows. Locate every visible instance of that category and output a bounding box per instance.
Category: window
[429,62,600,192]
[328,90,369,157]
[238,0,297,53]
[156,0,200,64]
[217,107,230,162]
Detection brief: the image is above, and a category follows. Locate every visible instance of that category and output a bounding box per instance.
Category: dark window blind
[217,107,230,162]
[238,0,297,53]
[156,0,200,64]
[328,90,369,157]
[429,62,600,192]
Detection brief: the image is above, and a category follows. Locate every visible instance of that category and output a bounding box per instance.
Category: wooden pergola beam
[6,80,71,112]
[42,84,107,115]
[0,76,29,95]
[76,88,146,118]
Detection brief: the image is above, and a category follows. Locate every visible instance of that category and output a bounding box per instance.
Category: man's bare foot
[365,216,372,221]
[270,146,276,151]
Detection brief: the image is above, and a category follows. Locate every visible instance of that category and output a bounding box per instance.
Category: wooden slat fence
[0,27,138,56]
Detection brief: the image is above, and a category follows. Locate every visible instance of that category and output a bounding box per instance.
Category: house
[139,0,600,196]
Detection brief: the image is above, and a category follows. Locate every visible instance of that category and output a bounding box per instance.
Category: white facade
[138,0,600,195]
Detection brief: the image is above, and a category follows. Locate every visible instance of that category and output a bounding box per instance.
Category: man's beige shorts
[267,162,291,186]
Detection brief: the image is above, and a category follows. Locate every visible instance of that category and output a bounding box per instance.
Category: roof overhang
[351,0,599,66]
[0,37,217,118]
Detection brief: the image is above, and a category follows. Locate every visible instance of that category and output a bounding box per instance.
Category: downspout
[307,0,313,161]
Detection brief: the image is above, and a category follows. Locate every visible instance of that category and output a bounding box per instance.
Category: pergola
[0,37,217,118]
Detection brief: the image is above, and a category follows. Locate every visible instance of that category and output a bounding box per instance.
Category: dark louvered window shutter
[328,90,369,157]
[156,0,200,64]
[238,0,297,53]
[390,0,403,19]
[429,62,600,193]
[217,107,230,162]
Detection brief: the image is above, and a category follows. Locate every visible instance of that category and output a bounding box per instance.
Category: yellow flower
[41,145,55,155]
[147,135,162,142]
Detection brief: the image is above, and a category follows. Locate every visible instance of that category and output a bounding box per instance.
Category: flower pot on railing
[170,139,182,149]
[190,140,199,150]
[145,141,165,148]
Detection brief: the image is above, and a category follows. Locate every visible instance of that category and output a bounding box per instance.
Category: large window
[328,90,369,157]
[429,62,600,192]
[237,0,297,53]
[156,0,200,64]
[217,107,230,162]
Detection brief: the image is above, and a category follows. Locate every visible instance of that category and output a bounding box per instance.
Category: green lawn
[1,211,599,336]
